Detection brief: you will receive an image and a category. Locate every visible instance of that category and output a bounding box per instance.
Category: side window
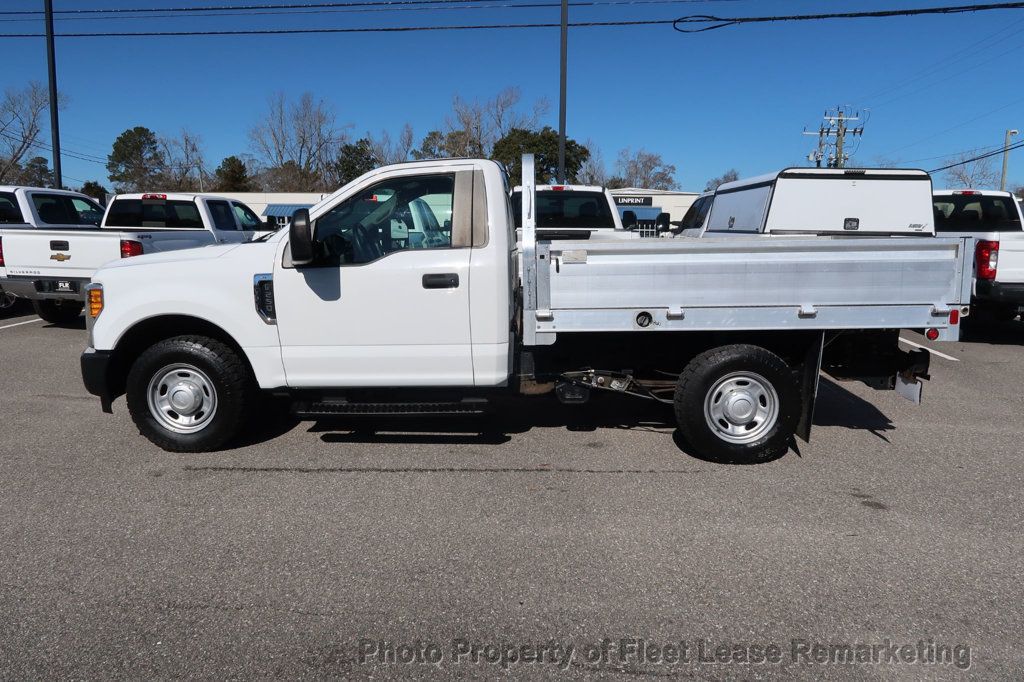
[314,174,455,266]
[70,198,103,226]
[32,194,74,225]
[231,202,263,230]
[0,192,24,224]
[695,197,712,227]
[207,200,237,231]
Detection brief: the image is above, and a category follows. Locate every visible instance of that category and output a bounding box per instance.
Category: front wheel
[33,299,83,325]
[126,336,255,452]
[674,344,800,464]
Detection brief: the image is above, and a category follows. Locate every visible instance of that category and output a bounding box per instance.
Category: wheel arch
[107,314,254,401]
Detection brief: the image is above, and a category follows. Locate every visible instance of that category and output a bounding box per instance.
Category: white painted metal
[706,169,935,236]
[933,189,1024,287]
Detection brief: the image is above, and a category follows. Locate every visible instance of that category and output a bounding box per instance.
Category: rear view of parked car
[933,189,1024,320]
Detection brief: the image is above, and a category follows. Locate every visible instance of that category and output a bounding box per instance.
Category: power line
[673,2,1024,33]
[0,0,744,15]
[880,93,1024,156]
[0,0,763,23]
[0,18,679,37]
[928,140,1024,173]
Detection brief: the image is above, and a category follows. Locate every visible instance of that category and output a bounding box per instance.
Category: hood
[99,242,243,270]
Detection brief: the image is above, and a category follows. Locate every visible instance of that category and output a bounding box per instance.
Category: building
[200,192,327,225]
[609,188,700,225]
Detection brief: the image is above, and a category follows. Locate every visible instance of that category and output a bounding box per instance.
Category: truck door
[205,199,246,244]
[272,171,474,387]
[230,201,265,241]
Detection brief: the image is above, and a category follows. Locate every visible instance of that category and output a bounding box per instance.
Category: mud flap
[796,332,825,443]
[895,375,923,404]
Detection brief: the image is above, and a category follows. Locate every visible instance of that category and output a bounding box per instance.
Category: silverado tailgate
[1,229,124,280]
[996,232,1024,284]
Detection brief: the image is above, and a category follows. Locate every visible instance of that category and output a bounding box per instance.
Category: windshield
[933,194,1023,232]
[511,190,616,229]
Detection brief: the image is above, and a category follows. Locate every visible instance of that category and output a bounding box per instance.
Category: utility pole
[1000,129,1018,192]
[803,106,864,169]
[44,0,62,188]
[557,0,568,183]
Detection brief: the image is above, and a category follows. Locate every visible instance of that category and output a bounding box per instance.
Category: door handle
[422,273,459,289]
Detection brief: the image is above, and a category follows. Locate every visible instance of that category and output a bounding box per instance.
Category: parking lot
[1,305,1022,677]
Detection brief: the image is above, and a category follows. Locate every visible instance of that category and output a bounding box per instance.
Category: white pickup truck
[79,156,972,464]
[510,184,629,239]
[933,189,1024,320]
[0,188,265,324]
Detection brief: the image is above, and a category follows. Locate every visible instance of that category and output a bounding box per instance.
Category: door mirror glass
[290,209,314,265]
[656,212,671,231]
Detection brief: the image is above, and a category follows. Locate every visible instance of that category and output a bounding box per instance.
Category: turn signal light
[926,328,940,341]
[120,240,143,258]
[87,287,103,317]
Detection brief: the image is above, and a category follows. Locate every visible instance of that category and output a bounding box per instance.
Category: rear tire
[33,299,83,325]
[126,336,255,452]
[0,290,16,311]
[674,344,800,464]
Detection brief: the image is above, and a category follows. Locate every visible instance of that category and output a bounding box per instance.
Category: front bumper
[975,280,1024,306]
[81,347,114,413]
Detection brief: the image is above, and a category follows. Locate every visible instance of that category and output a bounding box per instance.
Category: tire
[33,299,84,325]
[674,344,800,464]
[0,290,16,311]
[126,335,255,452]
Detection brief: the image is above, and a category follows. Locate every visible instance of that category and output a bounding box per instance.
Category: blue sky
[2,0,1023,191]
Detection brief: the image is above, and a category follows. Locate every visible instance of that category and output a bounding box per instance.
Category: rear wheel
[126,336,254,452]
[32,299,83,325]
[674,344,800,464]
[0,290,16,311]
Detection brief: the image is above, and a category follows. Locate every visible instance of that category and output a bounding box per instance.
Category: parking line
[899,337,960,362]
[0,317,42,331]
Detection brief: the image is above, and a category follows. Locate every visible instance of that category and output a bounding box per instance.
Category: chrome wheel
[703,371,779,444]
[147,364,218,434]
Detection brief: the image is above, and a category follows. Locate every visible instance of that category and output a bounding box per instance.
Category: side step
[293,398,490,418]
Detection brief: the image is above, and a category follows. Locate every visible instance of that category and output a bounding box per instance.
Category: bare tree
[0,82,51,183]
[447,87,548,157]
[159,129,207,191]
[576,140,608,186]
[615,148,679,190]
[943,149,1000,189]
[249,92,346,191]
[704,169,739,192]
[368,123,414,166]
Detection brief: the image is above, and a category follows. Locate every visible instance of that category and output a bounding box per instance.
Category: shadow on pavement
[813,377,894,440]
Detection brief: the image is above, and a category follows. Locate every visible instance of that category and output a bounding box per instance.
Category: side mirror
[289,208,314,265]
[264,217,277,231]
[621,210,637,228]
[656,212,671,231]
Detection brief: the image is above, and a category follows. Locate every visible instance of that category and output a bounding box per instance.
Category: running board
[292,398,490,418]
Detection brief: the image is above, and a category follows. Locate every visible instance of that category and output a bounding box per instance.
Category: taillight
[120,239,143,258]
[926,328,940,341]
[949,309,960,325]
[975,240,999,280]
[0,236,4,267]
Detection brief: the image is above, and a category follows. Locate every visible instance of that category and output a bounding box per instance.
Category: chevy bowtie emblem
[50,253,71,262]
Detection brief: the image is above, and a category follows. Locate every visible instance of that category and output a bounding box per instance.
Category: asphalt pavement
[1,306,1021,678]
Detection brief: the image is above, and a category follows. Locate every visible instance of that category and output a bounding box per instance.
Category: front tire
[674,344,800,464]
[126,336,254,452]
[33,299,83,325]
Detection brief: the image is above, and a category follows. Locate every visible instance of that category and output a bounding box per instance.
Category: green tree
[491,126,589,186]
[17,156,54,187]
[212,155,255,192]
[107,126,165,192]
[327,138,377,187]
[78,180,108,203]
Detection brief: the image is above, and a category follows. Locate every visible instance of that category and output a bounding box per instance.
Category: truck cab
[510,184,626,240]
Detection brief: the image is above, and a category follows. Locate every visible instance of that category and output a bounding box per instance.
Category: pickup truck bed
[528,236,969,340]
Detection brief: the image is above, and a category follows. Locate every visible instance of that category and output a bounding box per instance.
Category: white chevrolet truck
[0,188,264,324]
[80,156,972,464]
